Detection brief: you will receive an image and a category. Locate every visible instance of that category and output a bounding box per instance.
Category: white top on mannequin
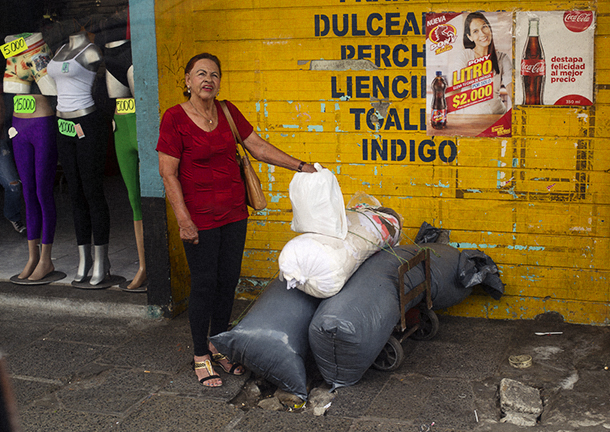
[47,32,102,116]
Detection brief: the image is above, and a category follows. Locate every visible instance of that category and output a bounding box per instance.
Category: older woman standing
[157,53,316,387]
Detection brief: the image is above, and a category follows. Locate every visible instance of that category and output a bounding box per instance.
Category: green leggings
[114,113,142,221]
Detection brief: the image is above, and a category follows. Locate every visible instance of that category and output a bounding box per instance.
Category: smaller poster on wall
[515,11,595,106]
[426,12,513,138]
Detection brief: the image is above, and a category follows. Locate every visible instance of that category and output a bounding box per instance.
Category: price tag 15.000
[14,95,36,114]
[1,37,28,59]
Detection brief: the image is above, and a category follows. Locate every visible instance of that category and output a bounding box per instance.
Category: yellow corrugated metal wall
[155,0,609,325]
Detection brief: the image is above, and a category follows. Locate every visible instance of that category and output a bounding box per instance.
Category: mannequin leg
[74,244,92,282]
[126,219,147,289]
[90,244,110,286]
[114,113,145,290]
[18,239,40,279]
[28,243,54,281]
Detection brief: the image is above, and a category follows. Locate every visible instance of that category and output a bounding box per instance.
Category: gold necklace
[189,99,215,124]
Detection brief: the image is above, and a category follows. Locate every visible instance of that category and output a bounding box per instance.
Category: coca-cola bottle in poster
[521,18,545,105]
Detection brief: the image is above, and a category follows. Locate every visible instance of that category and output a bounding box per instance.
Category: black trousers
[56,110,110,245]
[183,218,248,357]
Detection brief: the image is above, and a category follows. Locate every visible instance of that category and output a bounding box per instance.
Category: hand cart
[372,248,439,371]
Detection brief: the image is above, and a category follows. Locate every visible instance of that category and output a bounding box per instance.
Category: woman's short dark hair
[183,53,222,97]
[462,12,499,75]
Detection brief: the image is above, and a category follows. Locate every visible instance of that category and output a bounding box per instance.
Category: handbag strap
[219,100,248,156]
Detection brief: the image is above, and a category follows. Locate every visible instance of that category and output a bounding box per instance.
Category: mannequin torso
[52,32,102,72]
[47,32,102,118]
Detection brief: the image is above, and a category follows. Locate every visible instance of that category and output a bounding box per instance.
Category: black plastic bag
[309,243,504,389]
[309,247,421,390]
[210,278,321,400]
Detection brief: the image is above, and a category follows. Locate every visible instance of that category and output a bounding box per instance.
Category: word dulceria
[315,12,425,37]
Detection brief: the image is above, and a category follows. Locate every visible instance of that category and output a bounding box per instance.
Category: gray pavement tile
[56,368,167,414]
[349,420,425,432]
[44,322,135,346]
[18,406,119,432]
[98,321,192,373]
[364,374,432,421]
[161,364,249,402]
[118,394,239,431]
[6,339,109,381]
[399,338,504,380]
[12,377,61,409]
[541,390,610,429]
[235,409,353,432]
[472,379,503,424]
[496,326,609,391]
[367,374,479,430]
[351,420,460,432]
[0,320,51,355]
[572,369,610,396]
[432,315,519,344]
[419,378,477,430]
[326,369,389,417]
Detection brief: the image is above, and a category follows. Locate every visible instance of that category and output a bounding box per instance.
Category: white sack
[279,207,401,298]
[289,163,347,239]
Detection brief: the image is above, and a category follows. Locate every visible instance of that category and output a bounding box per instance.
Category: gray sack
[209,278,320,400]
[309,243,504,390]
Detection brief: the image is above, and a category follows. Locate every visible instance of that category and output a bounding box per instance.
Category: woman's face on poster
[468,18,492,51]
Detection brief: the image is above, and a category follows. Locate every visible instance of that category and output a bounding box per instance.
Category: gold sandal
[212,353,245,376]
[192,359,222,386]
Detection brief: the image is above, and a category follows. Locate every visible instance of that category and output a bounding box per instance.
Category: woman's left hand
[299,163,317,173]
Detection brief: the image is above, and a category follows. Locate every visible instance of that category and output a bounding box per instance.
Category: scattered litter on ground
[509,355,533,368]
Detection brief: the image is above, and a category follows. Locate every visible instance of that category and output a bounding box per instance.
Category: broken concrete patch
[258,396,284,411]
[499,378,543,427]
[306,386,336,416]
[310,59,378,71]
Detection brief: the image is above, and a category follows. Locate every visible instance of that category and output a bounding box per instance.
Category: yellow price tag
[14,95,36,114]
[116,98,136,114]
[1,37,28,59]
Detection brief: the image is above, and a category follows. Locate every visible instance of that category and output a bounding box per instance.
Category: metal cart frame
[372,248,439,371]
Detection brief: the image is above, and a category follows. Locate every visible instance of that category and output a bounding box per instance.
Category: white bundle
[289,163,348,239]
[279,207,401,298]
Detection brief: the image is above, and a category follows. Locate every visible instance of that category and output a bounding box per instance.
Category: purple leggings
[12,115,57,244]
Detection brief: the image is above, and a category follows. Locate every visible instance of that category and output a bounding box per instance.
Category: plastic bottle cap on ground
[509,355,532,368]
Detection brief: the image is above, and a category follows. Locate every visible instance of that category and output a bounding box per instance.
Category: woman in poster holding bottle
[454,12,512,115]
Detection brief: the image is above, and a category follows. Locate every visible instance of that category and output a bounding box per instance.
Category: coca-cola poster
[515,11,595,106]
[426,12,513,138]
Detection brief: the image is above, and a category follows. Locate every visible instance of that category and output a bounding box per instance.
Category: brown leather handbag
[220,101,267,211]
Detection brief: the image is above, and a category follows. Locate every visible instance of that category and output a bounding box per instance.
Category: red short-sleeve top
[156,99,255,230]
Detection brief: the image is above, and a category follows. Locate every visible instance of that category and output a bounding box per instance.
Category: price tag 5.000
[1,37,28,59]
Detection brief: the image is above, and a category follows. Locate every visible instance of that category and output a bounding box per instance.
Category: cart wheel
[410,307,439,341]
[372,335,404,371]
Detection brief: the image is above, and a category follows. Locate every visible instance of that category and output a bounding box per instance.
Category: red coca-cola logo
[521,59,546,76]
[563,11,594,32]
